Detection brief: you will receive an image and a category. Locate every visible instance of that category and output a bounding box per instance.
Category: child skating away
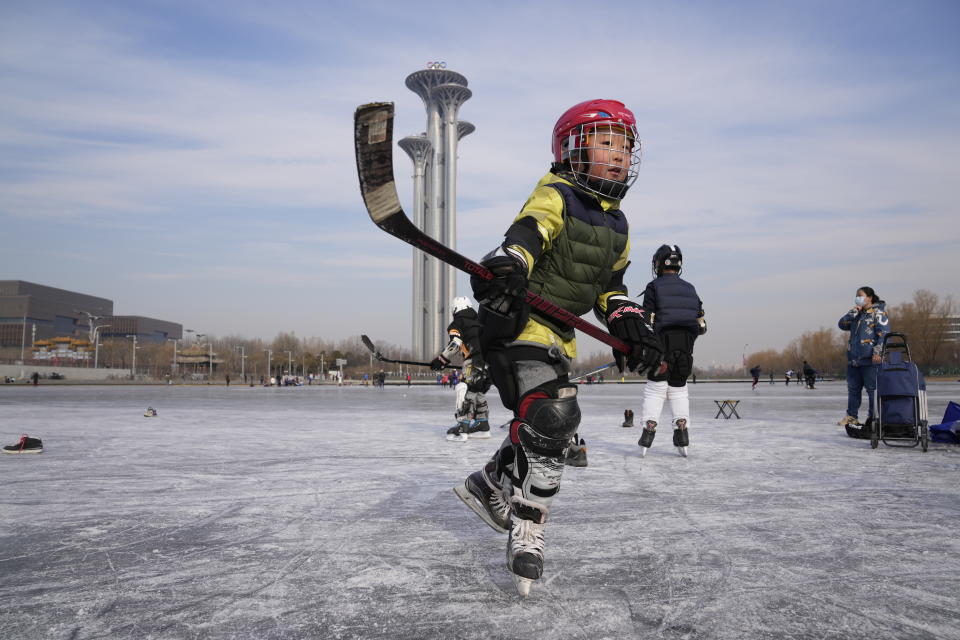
[750,365,761,390]
[637,244,706,458]
[431,297,491,441]
[453,99,663,596]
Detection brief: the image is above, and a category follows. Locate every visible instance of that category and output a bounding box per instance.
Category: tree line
[745,289,957,377]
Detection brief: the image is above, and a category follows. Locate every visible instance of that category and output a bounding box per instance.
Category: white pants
[641,381,689,428]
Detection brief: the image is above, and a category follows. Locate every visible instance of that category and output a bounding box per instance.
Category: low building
[0,280,112,347]
[0,280,181,348]
[99,316,182,343]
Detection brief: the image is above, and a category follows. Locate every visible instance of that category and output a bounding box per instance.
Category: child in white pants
[637,245,706,456]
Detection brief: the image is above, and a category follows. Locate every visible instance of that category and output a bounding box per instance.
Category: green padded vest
[527,183,629,341]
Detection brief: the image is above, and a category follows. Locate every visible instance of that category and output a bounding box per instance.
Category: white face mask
[855,296,866,307]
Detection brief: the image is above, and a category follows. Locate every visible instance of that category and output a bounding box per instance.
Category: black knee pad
[513,384,581,455]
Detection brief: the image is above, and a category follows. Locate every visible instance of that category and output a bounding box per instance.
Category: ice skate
[453,466,510,533]
[621,409,634,428]
[445,421,469,442]
[638,421,656,457]
[143,407,158,417]
[465,419,491,439]
[563,437,587,467]
[673,419,689,457]
[507,517,545,597]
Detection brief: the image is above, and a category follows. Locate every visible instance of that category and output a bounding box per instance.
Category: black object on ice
[3,435,43,454]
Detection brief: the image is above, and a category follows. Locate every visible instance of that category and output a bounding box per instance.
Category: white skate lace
[490,490,510,520]
[510,519,545,560]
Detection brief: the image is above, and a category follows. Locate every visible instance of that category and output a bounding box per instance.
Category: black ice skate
[673,418,689,457]
[507,517,545,597]
[453,465,510,533]
[2,434,43,454]
[445,421,469,442]
[564,437,588,467]
[465,419,491,439]
[638,421,657,457]
[622,409,634,428]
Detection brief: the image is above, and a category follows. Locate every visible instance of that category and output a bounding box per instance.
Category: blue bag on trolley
[876,350,925,437]
[929,401,960,444]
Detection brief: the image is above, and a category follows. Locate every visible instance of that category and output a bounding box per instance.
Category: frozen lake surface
[1,381,959,640]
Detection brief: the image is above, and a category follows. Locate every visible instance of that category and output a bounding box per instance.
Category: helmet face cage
[652,244,682,277]
[561,121,641,200]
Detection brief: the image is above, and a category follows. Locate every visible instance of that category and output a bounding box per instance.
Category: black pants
[647,328,697,388]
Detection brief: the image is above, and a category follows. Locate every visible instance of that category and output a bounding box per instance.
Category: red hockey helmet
[551,99,641,199]
[551,99,638,163]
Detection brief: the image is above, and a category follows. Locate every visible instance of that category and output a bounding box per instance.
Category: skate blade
[639,446,649,458]
[513,574,533,597]
[452,485,508,534]
[677,446,688,457]
[467,432,491,439]
[445,434,468,442]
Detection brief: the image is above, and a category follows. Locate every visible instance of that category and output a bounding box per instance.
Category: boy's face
[573,124,635,183]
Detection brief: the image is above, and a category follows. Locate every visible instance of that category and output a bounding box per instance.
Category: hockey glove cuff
[605,301,663,373]
[430,355,449,371]
[470,249,528,318]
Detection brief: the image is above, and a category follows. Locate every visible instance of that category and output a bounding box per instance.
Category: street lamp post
[284,351,293,379]
[235,345,247,381]
[125,335,138,378]
[168,338,179,375]
[264,349,272,384]
[93,325,110,369]
[196,333,213,379]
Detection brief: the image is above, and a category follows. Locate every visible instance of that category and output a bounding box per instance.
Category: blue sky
[2,0,958,366]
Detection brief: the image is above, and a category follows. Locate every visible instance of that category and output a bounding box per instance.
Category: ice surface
[1,382,959,639]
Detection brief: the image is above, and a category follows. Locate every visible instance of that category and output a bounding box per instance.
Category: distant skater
[802,360,816,389]
[750,365,761,390]
[431,297,491,441]
[637,244,706,458]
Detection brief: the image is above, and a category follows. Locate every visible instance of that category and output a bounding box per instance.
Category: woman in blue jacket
[837,286,890,427]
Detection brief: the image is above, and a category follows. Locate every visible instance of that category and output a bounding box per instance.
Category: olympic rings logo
[426,61,447,69]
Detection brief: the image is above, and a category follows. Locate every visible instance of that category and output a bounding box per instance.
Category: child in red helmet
[454,99,663,596]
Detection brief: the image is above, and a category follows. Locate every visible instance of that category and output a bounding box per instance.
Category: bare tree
[887,290,956,371]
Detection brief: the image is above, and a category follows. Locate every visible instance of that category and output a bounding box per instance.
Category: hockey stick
[361,334,461,370]
[570,361,618,383]
[354,101,633,356]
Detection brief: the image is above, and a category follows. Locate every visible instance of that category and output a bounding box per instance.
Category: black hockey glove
[605,300,664,374]
[470,252,528,318]
[466,364,490,392]
[429,355,449,371]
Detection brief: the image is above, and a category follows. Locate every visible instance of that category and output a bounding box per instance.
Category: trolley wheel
[921,425,929,453]
[870,422,879,449]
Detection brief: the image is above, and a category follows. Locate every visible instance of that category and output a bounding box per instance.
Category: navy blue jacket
[641,273,703,334]
[838,302,891,365]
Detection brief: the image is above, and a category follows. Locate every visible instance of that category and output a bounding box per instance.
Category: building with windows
[0,280,181,347]
[98,316,182,343]
[944,315,960,343]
